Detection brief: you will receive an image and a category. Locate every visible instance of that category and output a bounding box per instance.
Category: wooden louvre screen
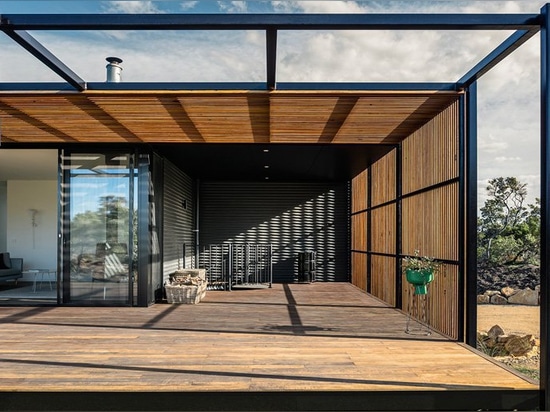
[350,100,461,339]
[0,91,459,145]
[351,169,368,291]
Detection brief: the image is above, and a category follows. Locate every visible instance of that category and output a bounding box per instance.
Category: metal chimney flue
[106,57,123,83]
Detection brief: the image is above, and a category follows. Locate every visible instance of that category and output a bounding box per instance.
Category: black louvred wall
[199,181,349,283]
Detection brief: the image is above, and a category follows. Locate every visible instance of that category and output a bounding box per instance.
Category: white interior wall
[7,180,57,280]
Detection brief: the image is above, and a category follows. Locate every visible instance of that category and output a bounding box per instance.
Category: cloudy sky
[0,0,545,207]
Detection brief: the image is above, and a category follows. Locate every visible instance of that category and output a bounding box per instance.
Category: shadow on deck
[0,282,539,411]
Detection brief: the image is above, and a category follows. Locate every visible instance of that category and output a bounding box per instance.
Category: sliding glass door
[60,152,137,304]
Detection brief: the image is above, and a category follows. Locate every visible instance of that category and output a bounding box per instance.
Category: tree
[478,177,540,266]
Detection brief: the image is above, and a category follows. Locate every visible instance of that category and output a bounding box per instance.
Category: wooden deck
[0,283,539,411]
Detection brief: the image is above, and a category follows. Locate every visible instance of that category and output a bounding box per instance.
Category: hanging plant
[402,250,441,295]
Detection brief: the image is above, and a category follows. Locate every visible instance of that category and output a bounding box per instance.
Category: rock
[478,331,498,349]
[485,290,500,297]
[501,286,516,298]
[485,337,498,348]
[490,294,508,305]
[497,335,511,344]
[504,334,534,356]
[508,288,539,306]
[477,331,488,339]
[478,265,540,296]
[487,324,505,339]
[477,294,490,304]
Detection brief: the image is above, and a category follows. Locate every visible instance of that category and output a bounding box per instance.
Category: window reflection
[64,153,137,303]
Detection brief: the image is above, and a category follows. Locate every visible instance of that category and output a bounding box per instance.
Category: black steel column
[128,151,135,306]
[137,153,151,307]
[59,149,71,304]
[464,83,478,346]
[266,28,277,90]
[396,145,403,309]
[367,167,372,294]
[540,4,550,410]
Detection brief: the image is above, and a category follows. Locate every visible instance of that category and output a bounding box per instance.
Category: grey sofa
[0,252,23,283]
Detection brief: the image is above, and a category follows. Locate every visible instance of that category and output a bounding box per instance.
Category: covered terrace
[0,7,549,411]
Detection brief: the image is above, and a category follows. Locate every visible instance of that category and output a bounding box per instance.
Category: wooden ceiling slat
[1,96,141,143]
[270,96,339,143]
[178,96,270,143]
[0,91,459,145]
[0,103,78,142]
[90,97,203,142]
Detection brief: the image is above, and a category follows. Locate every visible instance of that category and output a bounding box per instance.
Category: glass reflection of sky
[70,171,137,219]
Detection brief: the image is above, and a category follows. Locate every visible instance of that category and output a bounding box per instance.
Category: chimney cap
[106,56,123,64]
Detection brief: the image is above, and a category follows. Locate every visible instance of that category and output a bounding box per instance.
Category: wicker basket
[170,269,206,283]
[166,282,207,304]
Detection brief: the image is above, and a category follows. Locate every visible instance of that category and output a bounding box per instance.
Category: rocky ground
[477,264,540,381]
[477,303,540,382]
[478,264,539,295]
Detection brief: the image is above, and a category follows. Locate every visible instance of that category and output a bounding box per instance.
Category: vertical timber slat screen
[351,169,368,290]
[371,150,396,206]
[350,100,460,339]
[401,101,460,339]
[369,150,397,303]
[351,213,367,290]
[371,254,396,306]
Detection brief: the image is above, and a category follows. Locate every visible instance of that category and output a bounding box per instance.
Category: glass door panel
[62,152,136,304]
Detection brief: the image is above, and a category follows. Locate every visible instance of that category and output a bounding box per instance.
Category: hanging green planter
[405,269,434,295]
[402,250,440,295]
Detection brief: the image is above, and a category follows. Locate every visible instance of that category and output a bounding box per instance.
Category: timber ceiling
[0,90,459,145]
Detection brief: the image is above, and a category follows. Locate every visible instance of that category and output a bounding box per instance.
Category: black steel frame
[0,12,541,92]
[465,83,478,347]
[0,8,548,410]
[541,5,550,411]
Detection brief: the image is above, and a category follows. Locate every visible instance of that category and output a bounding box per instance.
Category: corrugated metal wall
[162,160,194,284]
[199,181,349,283]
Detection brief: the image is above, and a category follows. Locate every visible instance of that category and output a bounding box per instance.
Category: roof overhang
[0,89,460,145]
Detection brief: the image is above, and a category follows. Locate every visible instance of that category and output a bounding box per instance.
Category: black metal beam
[266,29,277,90]
[0,82,459,92]
[0,389,541,412]
[276,82,458,91]
[540,5,550,411]
[0,13,541,31]
[458,29,539,88]
[1,29,86,91]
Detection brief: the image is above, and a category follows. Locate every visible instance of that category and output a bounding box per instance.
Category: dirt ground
[477,304,540,382]
[477,304,540,338]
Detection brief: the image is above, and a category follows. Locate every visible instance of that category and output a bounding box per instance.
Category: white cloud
[276,27,513,83]
[478,135,509,153]
[272,0,546,14]
[180,1,199,11]
[279,1,366,13]
[461,1,541,13]
[102,1,162,14]
[494,156,522,162]
[217,1,248,12]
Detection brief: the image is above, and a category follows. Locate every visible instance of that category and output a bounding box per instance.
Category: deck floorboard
[0,283,538,393]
